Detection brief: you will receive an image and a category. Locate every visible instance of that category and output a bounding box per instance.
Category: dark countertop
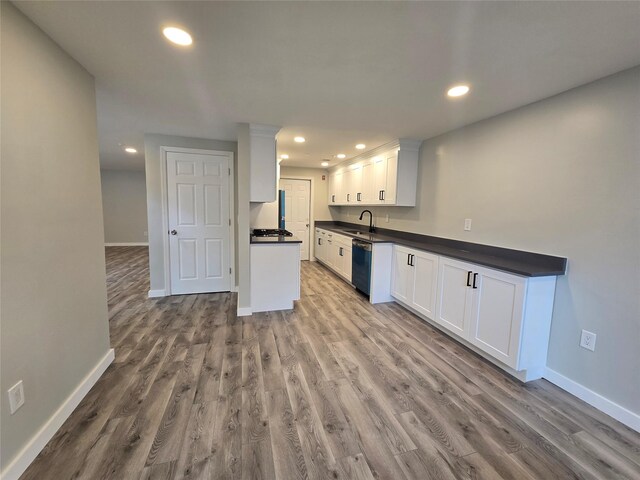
[250,235,302,244]
[315,221,567,277]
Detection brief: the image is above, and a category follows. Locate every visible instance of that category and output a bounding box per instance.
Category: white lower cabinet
[334,241,352,280]
[434,257,473,337]
[435,257,525,369]
[315,228,352,282]
[469,267,526,368]
[392,246,438,319]
[393,246,556,380]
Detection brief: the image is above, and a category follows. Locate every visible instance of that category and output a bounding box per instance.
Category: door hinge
[229,219,231,226]
[229,168,231,175]
[229,267,232,274]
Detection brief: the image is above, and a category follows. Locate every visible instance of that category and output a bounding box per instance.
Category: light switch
[464,218,472,231]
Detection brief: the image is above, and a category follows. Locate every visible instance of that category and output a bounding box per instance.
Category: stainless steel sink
[345,230,368,236]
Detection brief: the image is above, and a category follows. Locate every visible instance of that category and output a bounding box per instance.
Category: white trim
[544,367,640,432]
[160,146,236,296]
[327,138,422,171]
[148,289,167,298]
[250,123,281,137]
[237,306,252,317]
[0,349,115,480]
[104,242,149,247]
[228,154,237,290]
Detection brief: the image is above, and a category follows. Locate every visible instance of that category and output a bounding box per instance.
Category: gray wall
[1,2,111,471]
[101,169,148,244]
[334,67,640,414]
[144,134,238,293]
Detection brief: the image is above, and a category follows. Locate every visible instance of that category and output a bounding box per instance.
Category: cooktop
[252,228,293,237]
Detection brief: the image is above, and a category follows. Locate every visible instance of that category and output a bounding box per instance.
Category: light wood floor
[21,246,639,479]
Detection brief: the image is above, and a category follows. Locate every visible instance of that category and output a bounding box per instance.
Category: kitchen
[250,133,567,383]
[4,2,639,479]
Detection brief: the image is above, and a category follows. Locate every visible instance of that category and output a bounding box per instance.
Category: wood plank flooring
[21,246,640,479]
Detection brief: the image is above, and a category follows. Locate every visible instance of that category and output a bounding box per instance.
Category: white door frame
[280,175,315,261]
[160,146,236,295]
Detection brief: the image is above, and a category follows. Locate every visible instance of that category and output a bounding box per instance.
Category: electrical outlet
[8,380,25,414]
[580,330,596,351]
[143,231,148,237]
[385,214,390,223]
[464,218,472,231]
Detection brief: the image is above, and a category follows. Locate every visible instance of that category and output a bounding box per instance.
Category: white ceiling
[15,1,640,170]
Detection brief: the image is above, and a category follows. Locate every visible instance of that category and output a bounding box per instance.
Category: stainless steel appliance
[352,239,372,296]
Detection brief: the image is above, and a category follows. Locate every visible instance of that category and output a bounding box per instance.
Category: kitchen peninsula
[250,229,301,313]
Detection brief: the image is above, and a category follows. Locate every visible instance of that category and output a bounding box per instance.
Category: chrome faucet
[359,210,375,233]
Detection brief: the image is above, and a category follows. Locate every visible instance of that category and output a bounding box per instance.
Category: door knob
[170,229,177,235]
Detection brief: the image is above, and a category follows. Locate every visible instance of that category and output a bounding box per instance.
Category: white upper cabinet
[328,170,345,205]
[249,124,281,203]
[361,159,376,204]
[327,139,420,207]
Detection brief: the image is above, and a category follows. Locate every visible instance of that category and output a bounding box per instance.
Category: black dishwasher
[351,239,372,296]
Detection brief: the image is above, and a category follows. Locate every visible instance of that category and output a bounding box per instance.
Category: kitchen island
[250,234,301,313]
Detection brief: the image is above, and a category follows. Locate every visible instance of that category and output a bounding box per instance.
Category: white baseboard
[237,306,252,317]
[148,289,166,298]
[104,242,149,247]
[544,367,640,433]
[1,349,115,480]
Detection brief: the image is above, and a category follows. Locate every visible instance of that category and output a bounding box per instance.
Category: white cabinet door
[334,171,345,204]
[249,125,280,202]
[344,165,362,204]
[373,155,387,204]
[384,150,398,204]
[342,244,352,281]
[361,159,375,204]
[391,245,413,303]
[411,250,439,319]
[326,238,336,269]
[469,268,525,369]
[316,230,327,262]
[435,257,473,337]
[335,242,346,278]
[328,172,335,204]
[351,163,364,204]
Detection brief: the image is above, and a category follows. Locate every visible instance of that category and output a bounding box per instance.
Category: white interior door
[280,178,310,260]
[167,151,231,294]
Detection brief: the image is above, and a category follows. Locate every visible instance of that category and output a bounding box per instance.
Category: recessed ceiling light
[337,153,346,159]
[294,136,306,143]
[355,144,366,150]
[447,84,470,97]
[124,147,137,153]
[321,161,329,167]
[280,154,289,159]
[162,27,193,46]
